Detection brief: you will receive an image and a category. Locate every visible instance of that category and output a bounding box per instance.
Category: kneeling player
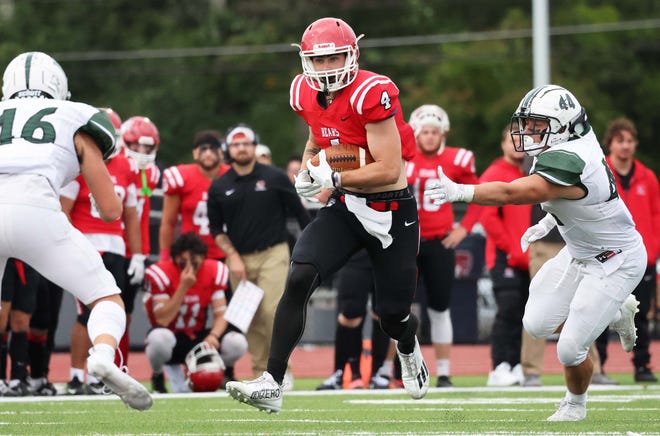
[144,233,247,393]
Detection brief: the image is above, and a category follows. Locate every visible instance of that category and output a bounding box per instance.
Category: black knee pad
[379,312,418,340]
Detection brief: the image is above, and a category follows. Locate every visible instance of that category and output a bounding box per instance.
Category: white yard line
[0,384,657,404]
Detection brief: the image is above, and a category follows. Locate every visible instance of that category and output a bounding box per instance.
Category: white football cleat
[487,362,520,387]
[511,363,525,385]
[87,350,153,411]
[396,337,429,400]
[547,399,586,421]
[282,369,295,392]
[610,294,640,352]
[316,369,343,391]
[226,371,282,414]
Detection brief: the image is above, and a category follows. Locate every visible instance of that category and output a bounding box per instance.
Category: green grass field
[1,376,658,435]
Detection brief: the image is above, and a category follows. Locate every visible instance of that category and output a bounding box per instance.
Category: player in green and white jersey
[0,51,152,410]
[425,84,645,422]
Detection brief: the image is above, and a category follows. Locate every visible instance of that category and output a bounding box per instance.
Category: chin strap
[140,170,152,197]
[568,108,588,137]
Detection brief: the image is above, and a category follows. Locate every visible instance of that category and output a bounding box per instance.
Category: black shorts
[417,238,456,311]
[1,259,38,314]
[490,250,530,292]
[76,252,126,325]
[29,277,64,331]
[292,188,419,316]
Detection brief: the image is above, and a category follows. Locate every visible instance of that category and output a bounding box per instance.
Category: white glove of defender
[520,213,557,252]
[294,168,322,198]
[424,167,475,205]
[127,253,147,285]
[307,149,336,189]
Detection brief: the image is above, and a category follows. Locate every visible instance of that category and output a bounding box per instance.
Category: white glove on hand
[520,213,557,252]
[424,167,475,205]
[127,254,147,285]
[307,150,337,189]
[294,168,321,198]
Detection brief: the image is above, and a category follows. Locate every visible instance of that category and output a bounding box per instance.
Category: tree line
[0,0,658,173]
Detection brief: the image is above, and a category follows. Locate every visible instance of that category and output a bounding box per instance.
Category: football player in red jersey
[122,116,161,259]
[143,233,247,393]
[60,108,143,395]
[115,115,161,368]
[478,128,530,387]
[159,130,230,261]
[405,104,482,387]
[226,17,428,413]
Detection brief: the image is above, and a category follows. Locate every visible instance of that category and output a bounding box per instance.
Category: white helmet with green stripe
[2,51,70,101]
[510,85,588,156]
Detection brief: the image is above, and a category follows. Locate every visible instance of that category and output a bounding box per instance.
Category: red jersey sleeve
[349,75,401,124]
[648,169,660,260]
[162,165,184,195]
[144,262,173,327]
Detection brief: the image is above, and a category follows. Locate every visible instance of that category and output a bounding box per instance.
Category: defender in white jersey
[0,52,152,410]
[425,85,645,422]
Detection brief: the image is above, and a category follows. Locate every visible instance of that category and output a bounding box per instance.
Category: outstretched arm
[426,167,584,206]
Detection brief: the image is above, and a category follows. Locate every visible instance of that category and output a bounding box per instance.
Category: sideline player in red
[478,128,530,387]
[60,108,143,395]
[122,116,161,260]
[143,233,247,393]
[227,17,428,413]
[160,130,230,261]
[116,115,161,367]
[601,118,660,382]
[405,104,481,387]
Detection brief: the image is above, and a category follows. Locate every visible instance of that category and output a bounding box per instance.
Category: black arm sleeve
[207,180,225,239]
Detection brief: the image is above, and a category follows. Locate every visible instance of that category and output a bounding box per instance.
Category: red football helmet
[295,17,364,93]
[185,342,225,392]
[99,107,122,159]
[121,116,160,169]
[99,107,122,131]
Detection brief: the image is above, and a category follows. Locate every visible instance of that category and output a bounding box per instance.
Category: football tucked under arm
[309,143,375,172]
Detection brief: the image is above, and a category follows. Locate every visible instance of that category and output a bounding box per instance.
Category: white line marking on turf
[347,393,660,405]
[0,383,656,404]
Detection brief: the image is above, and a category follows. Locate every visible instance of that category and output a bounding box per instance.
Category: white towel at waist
[344,193,393,249]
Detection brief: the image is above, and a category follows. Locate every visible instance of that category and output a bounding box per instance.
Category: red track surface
[49,340,660,383]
